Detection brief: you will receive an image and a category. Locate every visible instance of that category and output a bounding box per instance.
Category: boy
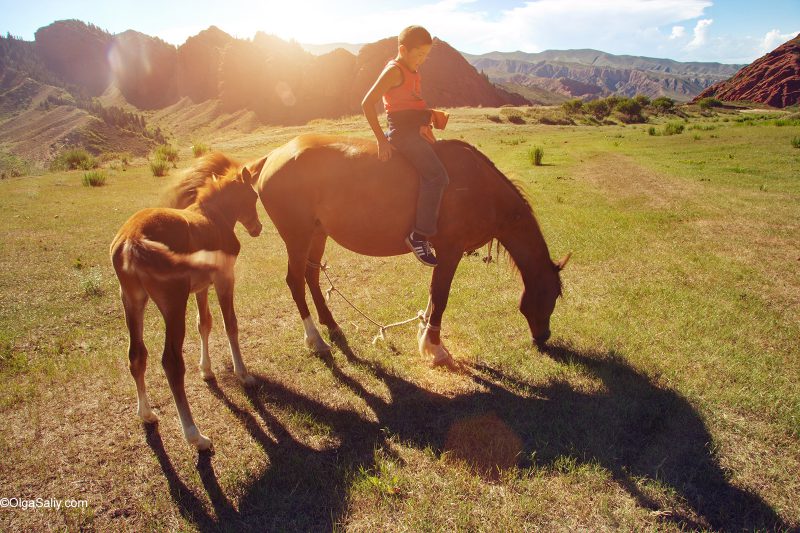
[361,25,448,267]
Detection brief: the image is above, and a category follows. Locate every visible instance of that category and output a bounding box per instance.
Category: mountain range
[1,19,798,167]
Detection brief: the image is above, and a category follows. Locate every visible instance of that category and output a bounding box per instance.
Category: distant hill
[696,34,800,107]
[0,20,526,165]
[464,49,744,102]
[301,42,364,56]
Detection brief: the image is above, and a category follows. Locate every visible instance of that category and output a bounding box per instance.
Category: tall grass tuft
[192,142,210,158]
[647,126,657,136]
[664,122,685,136]
[791,137,800,148]
[150,159,170,177]
[528,146,544,166]
[82,170,106,187]
[154,145,179,167]
[51,149,97,171]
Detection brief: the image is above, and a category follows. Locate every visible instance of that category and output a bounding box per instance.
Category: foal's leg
[120,277,157,423]
[148,281,212,450]
[196,289,215,380]
[213,268,255,386]
[285,233,330,352]
[305,230,341,335]
[419,250,462,366]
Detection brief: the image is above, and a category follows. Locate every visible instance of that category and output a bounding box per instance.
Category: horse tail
[121,239,225,277]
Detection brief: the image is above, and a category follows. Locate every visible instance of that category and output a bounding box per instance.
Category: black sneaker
[405,233,437,267]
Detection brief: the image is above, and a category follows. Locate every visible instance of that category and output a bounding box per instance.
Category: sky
[2,0,798,64]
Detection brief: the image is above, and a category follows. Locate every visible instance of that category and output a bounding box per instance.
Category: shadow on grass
[148,337,788,532]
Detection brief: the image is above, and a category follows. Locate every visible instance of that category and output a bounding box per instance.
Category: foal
[110,154,261,450]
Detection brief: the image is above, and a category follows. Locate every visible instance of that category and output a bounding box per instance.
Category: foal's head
[202,167,262,237]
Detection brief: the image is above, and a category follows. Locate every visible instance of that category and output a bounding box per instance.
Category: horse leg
[213,271,255,386]
[148,281,212,450]
[305,229,341,336]
[196,289,215,381]
[285,233,330,352]
[418,296,433,343]
[120,277,157,423]
[419,250,462,367]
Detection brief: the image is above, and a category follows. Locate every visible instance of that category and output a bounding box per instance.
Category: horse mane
[160,152,240,209]
[437,139,535,220]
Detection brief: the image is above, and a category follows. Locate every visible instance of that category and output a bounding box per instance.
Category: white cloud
[760,29,799,53]
[685,18,713,49]
[669,26,686,40]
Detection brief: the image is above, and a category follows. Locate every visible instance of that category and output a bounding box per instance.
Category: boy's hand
[377,138,395,162]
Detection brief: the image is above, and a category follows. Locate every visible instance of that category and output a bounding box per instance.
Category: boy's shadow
[147,335,787,532]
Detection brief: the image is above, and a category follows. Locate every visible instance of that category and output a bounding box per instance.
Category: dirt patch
[575,151,700,209]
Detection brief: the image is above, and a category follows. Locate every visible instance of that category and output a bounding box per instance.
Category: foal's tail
[120,239,227,278]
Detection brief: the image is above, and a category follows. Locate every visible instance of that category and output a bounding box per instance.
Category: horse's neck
[500,212,554,285]
[193,199,235,231]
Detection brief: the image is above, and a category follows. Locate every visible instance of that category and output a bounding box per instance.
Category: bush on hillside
[51,148,97,171]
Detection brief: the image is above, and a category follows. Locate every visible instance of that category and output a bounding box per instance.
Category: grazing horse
[250,135,568,366]
[110,153,262,450]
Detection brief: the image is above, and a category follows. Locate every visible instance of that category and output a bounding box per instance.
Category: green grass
[153,144,179,167]
[50,148,97,171]
[0,107,798,531]
[82,170,107,187]
[528,145,544,166]
[191,142,210,158]
[149,158,170,177]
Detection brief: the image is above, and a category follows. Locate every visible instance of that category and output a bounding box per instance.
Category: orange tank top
[382,59,427,113]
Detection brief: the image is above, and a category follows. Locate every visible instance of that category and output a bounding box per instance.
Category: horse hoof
[237,373,256,387]
[139,410,159,424]
[305,335,331,353]
[199,366,215,381]
[186,429,213,451]
[328,326,345,341]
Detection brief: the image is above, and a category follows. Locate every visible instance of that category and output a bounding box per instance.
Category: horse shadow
[146,336,787,532]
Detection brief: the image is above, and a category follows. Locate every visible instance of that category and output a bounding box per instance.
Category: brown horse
[250,135,568,366]
[110,153,262,450]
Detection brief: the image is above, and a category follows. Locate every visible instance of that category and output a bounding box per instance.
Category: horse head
[519,253,570,347]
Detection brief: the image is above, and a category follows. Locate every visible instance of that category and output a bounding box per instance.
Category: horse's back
[257,135,500,255]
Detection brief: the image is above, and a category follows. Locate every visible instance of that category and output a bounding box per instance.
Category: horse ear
[555,252,572,271]
[241,167,252,184]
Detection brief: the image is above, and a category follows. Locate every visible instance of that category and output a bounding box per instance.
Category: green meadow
[0,106,798,531]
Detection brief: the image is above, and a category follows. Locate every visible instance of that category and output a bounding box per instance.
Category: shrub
[150,158,170,177]
[664,122,685,135]
[615,98,644,123]
[648,126,657,136]
[154,144,179,167]
[698,97,722,110]
[51,148,97,171]
[586,99,611,120]
[792,137,800,148]
[634,94,651,107]
[486,114,502,123]
[562,99,584,115]
[528,146,544,166]
[507,114,526,125]
[192,142,210,158]
[82,170,106,187]
[652,96,675,113]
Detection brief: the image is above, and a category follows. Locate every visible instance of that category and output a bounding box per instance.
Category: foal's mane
[160,152,240,209]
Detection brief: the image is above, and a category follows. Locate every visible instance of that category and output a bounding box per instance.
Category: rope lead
[315,261,428,344]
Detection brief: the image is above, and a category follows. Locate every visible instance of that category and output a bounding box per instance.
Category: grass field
[0,107,798,531]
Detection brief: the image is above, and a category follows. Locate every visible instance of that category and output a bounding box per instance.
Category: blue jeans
[389,130,449,237]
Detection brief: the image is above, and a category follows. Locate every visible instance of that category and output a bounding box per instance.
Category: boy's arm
[362,65,402,162]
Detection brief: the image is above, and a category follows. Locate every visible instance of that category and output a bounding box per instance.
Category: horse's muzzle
[246,221,263,237]
[533,329,551,348]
